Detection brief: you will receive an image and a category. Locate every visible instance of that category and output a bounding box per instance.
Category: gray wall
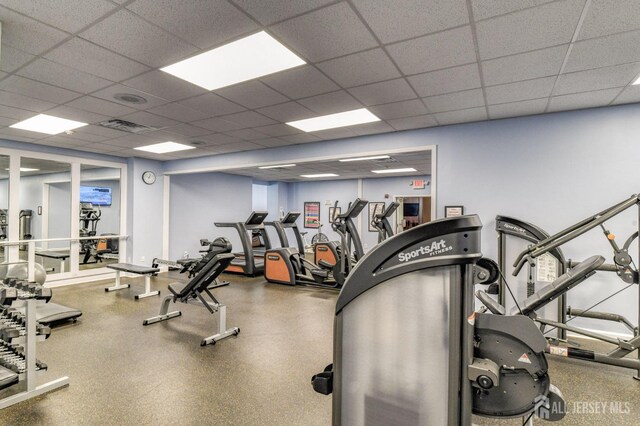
[169,172,252,260]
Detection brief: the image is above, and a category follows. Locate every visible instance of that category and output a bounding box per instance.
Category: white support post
[7,154,20,264]
[70,164,81,275]
[27,241,35,283]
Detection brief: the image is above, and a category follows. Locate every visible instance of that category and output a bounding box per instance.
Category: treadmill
[215,211,271,276]
[265,212,305,253]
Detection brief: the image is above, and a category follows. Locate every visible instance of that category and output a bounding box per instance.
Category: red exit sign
[412,179,426,189]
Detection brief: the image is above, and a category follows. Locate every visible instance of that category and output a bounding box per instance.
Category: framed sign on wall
[444,205,464,218]
[304,202,321,228]
[368,202,385,232]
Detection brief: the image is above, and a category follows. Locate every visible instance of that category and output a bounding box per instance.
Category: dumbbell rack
[0,279,69,409]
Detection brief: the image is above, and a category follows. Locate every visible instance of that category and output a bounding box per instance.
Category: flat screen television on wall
[80,186,112,206]
[403,202,419,217]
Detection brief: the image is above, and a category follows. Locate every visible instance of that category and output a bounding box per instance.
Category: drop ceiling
[222,150,431,182]
[0,0,637,160]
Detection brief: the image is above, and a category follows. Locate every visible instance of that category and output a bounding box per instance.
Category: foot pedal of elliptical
[311,364,333,395]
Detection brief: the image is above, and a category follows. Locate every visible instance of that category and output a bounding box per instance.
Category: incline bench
[105,263,160,300]
[143,252,239,347]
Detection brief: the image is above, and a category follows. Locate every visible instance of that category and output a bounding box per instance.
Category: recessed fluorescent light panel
[287,108,380,132]
[633,75,640,85]
[5,168,39,172]
[258,164,296,169]
[161,31,305,90]
[134,142,195,154]
[371,168,417,174]
[301,173,339,178]
[339,155,390,162]
[10,114,87,135]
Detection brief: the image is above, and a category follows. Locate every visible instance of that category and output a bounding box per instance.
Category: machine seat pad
[512,255,605,316]
[107,263,160,275]
[169,253,235,299]
[475,290,506,315]
[311,269,329,279]
[168,282,188,297]
[176,258,198,266]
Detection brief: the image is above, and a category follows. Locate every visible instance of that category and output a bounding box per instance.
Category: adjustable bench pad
[36,250,71,259]
[107,263,160,275]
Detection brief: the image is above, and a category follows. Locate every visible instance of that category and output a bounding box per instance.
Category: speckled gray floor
[0,273,637,425]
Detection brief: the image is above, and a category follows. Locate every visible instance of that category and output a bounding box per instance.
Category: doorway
[394,196,432,233]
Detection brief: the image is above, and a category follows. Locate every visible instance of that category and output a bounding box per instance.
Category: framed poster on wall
[304,202,321,228]
[445,205,464,218]
[368,202,385,232]
[328,206,341,224]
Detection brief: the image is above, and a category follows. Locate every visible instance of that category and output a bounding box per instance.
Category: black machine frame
[215,211,271,276]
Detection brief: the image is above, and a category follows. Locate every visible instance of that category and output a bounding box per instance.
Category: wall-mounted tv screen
[403,202,419,217]
[80,186,112,206]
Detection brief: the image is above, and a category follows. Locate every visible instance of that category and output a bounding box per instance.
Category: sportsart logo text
[397,239,453,262]
[503,223,526,234]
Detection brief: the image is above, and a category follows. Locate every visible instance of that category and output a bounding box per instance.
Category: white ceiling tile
[0,90,56,112]
[198,133,243,145]
[102,133,159,148]
[387,26,477,75]
[69,143,125,154]
[482,45,568,86]
[476,0,585,60]
[178,93,246,117]
[18,58,113,94]
[252,123,301,137]
[44,105,111,124]
[311,127,356,140]
[118,111,181,128]
[147,102,210,122]
[434,107,488,125]
[0,131,38,142]
[578,0,640,40]
[564,30,640,73]
[348,78,417,106]
[219,111,277,127]
[73,124,129,139]
[0,75,81,103]
[280,132,322,144]
[485,76,555,104]
[38,135,90,147]
[161,123,212,137]
[45,38,151,81]
[60,130,112,143]
[488,98,548,119]
[224,128,268,141]
[162,148,212,159]
[0,104,37,120]
[65,96,138,117]
[611,85,640,106]
[254,138,292,148]
[91,84,168,109]
[471,0,556,21]
[555,63,640,96]
[234,0,333,25]
[316,49,400,88]
[261,66,338,99]
[408,63,481,97]
[369,99,429,119]
[0,6,68,55]
[352,0,468,44]
[0,116,17,127]
[547,88,621,112]
[256,102,316,122]
[127,0,258,49]
[79,10,199,68]
[1,0,117,33]
[190,117,245,132]
[270,2,378,62]
[349,121,395,136]
[387,114,438,131]
[0,45,35,73]
[297,90,363,115]
[217,141,265,152]
[215,81,289,109]
[423,89,485,113]
[122,70,208,102]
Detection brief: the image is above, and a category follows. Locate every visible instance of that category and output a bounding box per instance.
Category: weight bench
[105,263,161,300]
[477,255,605,317]
[143,253,239,347]
[35,250,70,273]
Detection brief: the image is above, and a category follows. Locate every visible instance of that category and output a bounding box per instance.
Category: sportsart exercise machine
[312,215,565,425]
[314,199,367,285]
[265,212,305,253]
[371,201,399,243]
[215,211,271,276]
[492,214,640,379]
[79,203,102,264]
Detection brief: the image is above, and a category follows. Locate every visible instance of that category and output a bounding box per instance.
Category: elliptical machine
[371,201,399,243]
[312,215,566,425]
[79,203,101,264]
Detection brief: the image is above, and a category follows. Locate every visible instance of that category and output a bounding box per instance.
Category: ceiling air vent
[97,119,157,134]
